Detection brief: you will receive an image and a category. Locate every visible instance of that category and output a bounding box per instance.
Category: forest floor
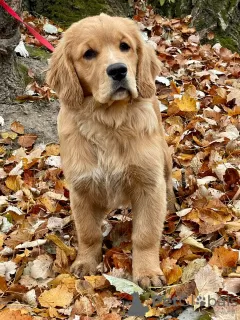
[0,4,240,320]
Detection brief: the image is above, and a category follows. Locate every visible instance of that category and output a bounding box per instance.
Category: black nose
[106,63,127,81]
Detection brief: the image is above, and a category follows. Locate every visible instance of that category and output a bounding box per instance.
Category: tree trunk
[0,0,24,103]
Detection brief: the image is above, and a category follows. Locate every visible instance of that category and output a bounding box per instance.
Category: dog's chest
[74,101,161,206]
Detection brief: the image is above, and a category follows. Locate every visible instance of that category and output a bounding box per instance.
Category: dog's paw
[133,269,166,289]
[70,258,99,278]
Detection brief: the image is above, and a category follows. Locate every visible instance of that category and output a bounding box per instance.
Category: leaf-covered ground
[0,3,240,320]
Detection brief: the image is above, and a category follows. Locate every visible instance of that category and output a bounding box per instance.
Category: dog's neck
[83,96,132,110]
[74,96,159,141]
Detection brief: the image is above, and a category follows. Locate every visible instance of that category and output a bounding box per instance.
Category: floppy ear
[137,41,161,98]
[46,39,83,108]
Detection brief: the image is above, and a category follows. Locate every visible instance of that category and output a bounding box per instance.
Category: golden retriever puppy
[47,14,175,288]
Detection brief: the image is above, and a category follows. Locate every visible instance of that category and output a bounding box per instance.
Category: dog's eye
[120,42,130,52]
[83,49,98,60]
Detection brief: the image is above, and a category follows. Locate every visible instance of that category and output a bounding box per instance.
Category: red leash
[0,0,54,52]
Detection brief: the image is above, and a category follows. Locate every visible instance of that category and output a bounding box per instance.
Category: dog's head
[47,14,161,107]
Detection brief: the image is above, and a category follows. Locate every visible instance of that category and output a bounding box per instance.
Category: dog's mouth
[111,83,131,101]
[115,87,128,93]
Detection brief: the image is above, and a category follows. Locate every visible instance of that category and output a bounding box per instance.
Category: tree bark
[0,0,24,103]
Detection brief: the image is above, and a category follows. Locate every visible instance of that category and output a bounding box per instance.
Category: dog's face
[47,14,161,107]
[71,15,139,104]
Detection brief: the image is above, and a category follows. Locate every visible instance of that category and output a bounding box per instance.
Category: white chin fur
[111,89,130,101]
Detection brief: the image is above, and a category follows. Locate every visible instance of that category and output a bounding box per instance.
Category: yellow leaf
[0,234,4,247]
[0,146,5,155]
[175,94,197,112]
[48,307,60,318]
[5,175,23,191]
[161,258,182,285]
[1,132,18,140]
[40,195,57,213]
[46,144,60,156]
[38,284,73,308]
[84,275,110,290]
[48,274,76,293]
[168,93,197,116]
[145,306,162,317]
[46,234,76,260]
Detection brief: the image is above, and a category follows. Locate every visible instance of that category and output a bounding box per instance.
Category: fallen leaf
[5,175,22,191]
[101,313,121,320]
[103,274,143,294]
[209,247,238,268]
[11,121,25,134]
[18,134,37,148]
[45,144,60,156]
[222,278,240,295]
[30,254,53,279]
[38,284,73,307]
[227,88,240,106]
[194,264,223,297]
[46,234,76,260]
[84,275,110,290]
[72,296,95,316]
[0,261,17,280]
[0,309,33,319]
[182,259,207,283]
[161,258,182,285]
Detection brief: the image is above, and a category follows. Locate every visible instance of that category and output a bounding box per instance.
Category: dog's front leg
[70,189,104,277]
[131,182,167,288]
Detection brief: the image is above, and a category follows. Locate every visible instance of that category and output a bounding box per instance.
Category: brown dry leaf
[227,87,240,106]
[194,264,223,295]
[207,31,215,40]
[5,229,32,248]
[53,246,69,273]
[0,276,8,292]
[0,309,33,319]
[161,258,182,285]
[38,284,73,307]
[11,121,25,134]
[30,254,53,279]
[222,278,240,295]
[72,296,95,316]
[84,275,110,290]
[18,134,37,148]
[209,247,238,268]
[101,313,121,320]
[75,279,95,295]
[181,259,207,283]
[103,296,122,311]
